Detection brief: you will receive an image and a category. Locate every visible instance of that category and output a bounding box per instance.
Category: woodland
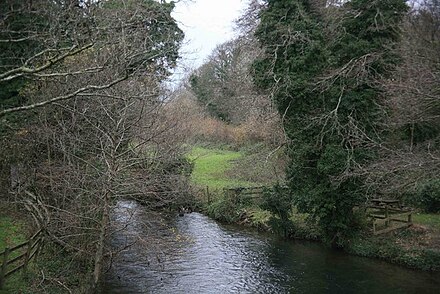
[0,0,439,292]
[186,0,439,245]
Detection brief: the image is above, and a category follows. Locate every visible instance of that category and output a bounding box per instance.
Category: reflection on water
[104,201,440,294]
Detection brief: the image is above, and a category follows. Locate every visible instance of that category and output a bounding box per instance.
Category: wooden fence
[196,185,288,206]
[0,228,43,289]
[367,199,413,235]
[224,186,266,203]
[195,186,268,206]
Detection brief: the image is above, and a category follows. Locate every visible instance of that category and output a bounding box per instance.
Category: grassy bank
[0,217,27,250]
[0,205,90,293]
[187,145,279,226]
[0,214,29,293]
[347,220,440,271]
[188,145,440,272]
[204,192,440,271]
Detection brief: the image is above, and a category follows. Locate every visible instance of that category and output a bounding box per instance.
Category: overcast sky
[169,0,248,84]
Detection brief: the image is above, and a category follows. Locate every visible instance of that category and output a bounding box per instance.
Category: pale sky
[170,0,249,84]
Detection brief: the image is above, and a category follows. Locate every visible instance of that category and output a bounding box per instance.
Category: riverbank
[202,194,440,271]
[188,145,440,272]
[105,205,440,293]
[0,202,89,293]
[0,208,28,293]
[347,222,440,271]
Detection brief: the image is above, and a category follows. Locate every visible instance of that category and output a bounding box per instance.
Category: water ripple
[105,200,440,294]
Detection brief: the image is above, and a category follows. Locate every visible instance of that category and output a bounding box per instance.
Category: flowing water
[104,200,439,293]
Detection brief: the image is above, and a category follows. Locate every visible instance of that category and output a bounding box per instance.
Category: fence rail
[367,199,413,235]
[195,185,289,206]
[0,228,43,289]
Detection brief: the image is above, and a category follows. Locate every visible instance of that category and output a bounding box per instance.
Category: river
[104,200,439,293]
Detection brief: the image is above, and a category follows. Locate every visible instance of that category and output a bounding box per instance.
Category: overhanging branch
[0,43,94,82]
[0,75,128,116]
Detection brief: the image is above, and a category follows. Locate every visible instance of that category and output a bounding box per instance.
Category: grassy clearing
[187,146,273,228]
[187,146,258,189]
[413,213,440,230]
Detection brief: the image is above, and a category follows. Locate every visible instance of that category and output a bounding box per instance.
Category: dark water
[104,201,440,294]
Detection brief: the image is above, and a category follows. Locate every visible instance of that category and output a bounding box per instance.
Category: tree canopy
[254,0,408,245]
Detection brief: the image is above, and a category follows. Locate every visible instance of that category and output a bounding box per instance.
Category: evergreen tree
[254,0,407,245]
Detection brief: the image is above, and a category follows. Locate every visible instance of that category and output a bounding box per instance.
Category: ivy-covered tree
[254,0,407,246]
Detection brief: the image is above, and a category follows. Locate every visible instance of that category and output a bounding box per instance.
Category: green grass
[0,216,27,252]
[0,216,29,294]
[188,146,258,189]
[413,213,440,230]
[1,214,90,293]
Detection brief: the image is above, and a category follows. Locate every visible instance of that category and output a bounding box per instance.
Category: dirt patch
[393,225,440,251]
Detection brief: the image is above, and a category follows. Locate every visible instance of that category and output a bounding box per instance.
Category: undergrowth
[0,204,89,293]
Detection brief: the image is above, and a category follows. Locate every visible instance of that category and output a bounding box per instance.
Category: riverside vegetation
[0,0,187,292]
[188,145,440,272]
[1,0,440,292]
[183,0,440,272]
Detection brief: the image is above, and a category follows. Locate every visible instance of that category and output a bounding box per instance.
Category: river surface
[104,200,440,293]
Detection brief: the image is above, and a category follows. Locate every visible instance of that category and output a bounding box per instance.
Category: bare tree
[0,0,182,116]
[360,0,440,197]
[2,0,187,292]
[188,31,284,145]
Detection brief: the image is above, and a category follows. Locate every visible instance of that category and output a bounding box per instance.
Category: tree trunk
[91,193,109,292]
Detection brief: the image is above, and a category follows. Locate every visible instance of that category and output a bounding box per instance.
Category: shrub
[415,179,440,213]
[206,196,240,223]
[260,184,293,237]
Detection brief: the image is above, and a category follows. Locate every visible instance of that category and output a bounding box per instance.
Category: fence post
[23,240,32,276]
[0,247,10,289]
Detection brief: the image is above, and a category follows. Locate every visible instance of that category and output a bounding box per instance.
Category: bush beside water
[190,145,440,272]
